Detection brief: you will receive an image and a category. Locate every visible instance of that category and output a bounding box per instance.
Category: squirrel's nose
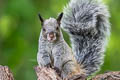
[49,32,54,39]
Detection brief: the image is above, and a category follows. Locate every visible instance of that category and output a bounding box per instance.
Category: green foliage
[0,0,120,79]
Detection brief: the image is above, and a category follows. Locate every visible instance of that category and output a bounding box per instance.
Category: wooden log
[34,66,62,80]
[34,66,86,80]
[92,71,120,80]
[0,65,14,80]
[1,65,120,80]
[34,66,120,80]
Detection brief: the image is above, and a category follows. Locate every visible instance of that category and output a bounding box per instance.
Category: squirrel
[37,13,84,79]
[37,0,110,79]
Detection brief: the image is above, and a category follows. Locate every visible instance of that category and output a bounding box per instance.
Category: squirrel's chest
[40,41,64,58]
[45,44,59,64]
[47,43,64,57]
[44,43,55,57]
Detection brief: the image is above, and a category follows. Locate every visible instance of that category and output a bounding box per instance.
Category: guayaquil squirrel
[37,0,110,79]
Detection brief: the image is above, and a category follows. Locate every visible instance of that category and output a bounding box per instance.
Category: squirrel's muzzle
[47,32,56,42]
[49,32,54,39]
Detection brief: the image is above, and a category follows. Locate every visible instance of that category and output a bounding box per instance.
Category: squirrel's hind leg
[61,60,86,79]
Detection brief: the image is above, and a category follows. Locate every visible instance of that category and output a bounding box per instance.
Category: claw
[53,67,61,77]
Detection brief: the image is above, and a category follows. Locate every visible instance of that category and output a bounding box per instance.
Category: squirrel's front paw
[53,67,61,77]
[44,63,52,68]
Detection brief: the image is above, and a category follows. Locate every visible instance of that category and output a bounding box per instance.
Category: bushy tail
[61,0,110,76]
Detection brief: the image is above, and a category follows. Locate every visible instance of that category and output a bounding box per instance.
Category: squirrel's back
[61,0,110,76]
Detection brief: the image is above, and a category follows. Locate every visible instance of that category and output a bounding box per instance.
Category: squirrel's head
[38,13,63,42]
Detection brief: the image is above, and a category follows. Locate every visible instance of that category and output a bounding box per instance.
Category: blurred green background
[0,0,120,79]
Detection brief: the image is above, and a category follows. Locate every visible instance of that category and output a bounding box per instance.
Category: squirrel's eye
[43,28,46,31]
[56,27,59,30]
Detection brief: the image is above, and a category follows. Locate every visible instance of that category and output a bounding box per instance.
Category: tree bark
[34,66,62,80]
[0,65,14,80]
[92,71,120,80]
[1,65,120,80]
[34,66,120,80]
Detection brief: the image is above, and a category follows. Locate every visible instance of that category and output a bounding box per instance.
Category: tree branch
[1,65,120,80]
[0,65,14,80]
[34,66,120,80]
[34,66,62,80]
[92,71,120,80]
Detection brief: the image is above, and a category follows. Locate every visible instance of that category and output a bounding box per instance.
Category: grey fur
[61,0,110,76]
[37,18,82,79]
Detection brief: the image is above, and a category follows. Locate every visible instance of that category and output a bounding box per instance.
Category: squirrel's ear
[57,12,63,25]
[38,13,44,26]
